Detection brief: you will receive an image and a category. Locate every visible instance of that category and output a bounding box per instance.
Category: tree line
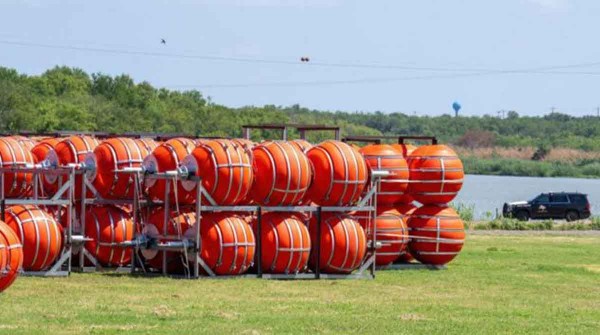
[1,66,599,150]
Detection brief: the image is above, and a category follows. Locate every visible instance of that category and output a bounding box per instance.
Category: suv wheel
[516,211,529,221]
[565,211,579,222]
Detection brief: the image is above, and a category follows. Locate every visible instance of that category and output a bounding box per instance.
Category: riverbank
[461,156,600,178]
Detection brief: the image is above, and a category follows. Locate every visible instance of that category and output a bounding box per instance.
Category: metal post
[194,178,201,279]
[162,178,170,276]
[315,206,322,279]
[256,206,263,278]
[282,127,288,141]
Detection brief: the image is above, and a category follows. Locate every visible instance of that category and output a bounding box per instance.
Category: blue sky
[1,0,600,116]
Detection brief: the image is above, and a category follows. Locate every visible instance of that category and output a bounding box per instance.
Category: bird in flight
[161,38,166,45]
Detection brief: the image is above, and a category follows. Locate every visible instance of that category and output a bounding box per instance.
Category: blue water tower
[452,101,461,117]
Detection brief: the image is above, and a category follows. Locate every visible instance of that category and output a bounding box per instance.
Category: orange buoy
[290,139,313,153]
[198,213,255,275]
[31,138,61,163]
[44,135,99,197]
[408,205,465,265]
[309,213,367,274]
[252,212,310,274]
[408,145,464,205]
[359,144,410,205]
[306,140,368,206]
[251,141,312,206]
[391,143,417,157]
[0,221,23,292]
[4,205,63,271]
[356,207,409,266]
[180,140,253,205]
[142,208,196,273]
[231,138,256,151]
[0,137,34,198]
[85,137,153,199]
[9,136,36,151]
[143,138,197,204]
[135,138,159,152]
[84,206,134,267]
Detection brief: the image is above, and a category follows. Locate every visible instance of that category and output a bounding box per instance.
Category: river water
[452,175,600,219]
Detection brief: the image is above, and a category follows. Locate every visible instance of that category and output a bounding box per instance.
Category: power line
[168,70,600,89]
[3,39,600,74]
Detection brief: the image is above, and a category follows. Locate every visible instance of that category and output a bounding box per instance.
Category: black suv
[503,192,591,222]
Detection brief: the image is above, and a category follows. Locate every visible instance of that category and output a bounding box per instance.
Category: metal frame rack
[341,134,447,271]
[0,165,78,277]
[74,170,143,273]
[342,135,437,145]
[122,166,386,280]
[242,124,341,141]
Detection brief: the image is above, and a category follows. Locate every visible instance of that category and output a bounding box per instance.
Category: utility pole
[596,106,599,117]
[550,106,556,114]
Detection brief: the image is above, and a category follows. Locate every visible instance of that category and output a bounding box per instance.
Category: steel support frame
[0,166,77,277]
[127,168,385,280]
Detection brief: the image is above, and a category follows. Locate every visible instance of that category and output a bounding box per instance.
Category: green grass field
[1,233,599,334]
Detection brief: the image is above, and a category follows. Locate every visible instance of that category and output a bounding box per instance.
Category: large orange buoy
[408,145,464,205]
[0,221,23,292]
[359,144,410,205]
[9,136,36,152]
[231,138,256,151]
[391,143,417,157]
[44,135,99,197]
[85,137,153,199]
[143,138,197,204]
[4,205,63,271]
[0,137,34,198]
[306,140,368,206]
[31,138,61,163]
[290,139,313,153]
[198,213,255,275]
[309,213,367,274]
[251,141,312,206]
[252,212,310,274]
[84,206,134,267]
[356,207,409,266]
[142,208,196,273]
[408,205,465,265]
[180,140,253,205]
[135,138,159,152]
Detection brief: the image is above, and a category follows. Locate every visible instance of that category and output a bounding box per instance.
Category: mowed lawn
[1,234,599,334]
